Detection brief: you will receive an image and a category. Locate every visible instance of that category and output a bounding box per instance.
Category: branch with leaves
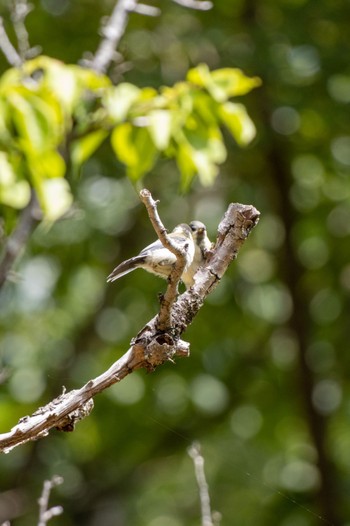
[0,0,260,290]
[0,190,259,453]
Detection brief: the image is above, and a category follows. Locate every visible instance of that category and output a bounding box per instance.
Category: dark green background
[0,0,349,524]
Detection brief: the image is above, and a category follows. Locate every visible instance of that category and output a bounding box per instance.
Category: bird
[182,220,212,288]
[107,223,195,286]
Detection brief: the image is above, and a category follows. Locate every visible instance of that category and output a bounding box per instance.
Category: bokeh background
[1,0,350,524]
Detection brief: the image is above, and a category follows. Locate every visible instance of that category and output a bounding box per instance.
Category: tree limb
[0,195,259,453]
[0,191,41,289]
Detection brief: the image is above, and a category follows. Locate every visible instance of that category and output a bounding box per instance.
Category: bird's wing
[140,234,190,256]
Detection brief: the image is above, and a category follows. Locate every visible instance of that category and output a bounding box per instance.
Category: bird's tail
[107,255,146,282]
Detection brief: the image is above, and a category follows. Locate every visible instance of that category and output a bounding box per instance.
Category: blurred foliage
[1,0,350,525]
[0,55,259,218]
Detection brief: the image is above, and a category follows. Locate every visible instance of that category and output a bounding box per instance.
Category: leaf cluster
[0,57,260,219]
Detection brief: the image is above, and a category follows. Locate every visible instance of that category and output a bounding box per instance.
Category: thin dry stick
[188,442,219,526]
[10,0,33,60]
[0,191,260,453]
[37,475,63,526]
[90,0,159,74]
[172,0,213,10]
[0,17,22,67]
[0,191,40,289]
[139,189,188,330]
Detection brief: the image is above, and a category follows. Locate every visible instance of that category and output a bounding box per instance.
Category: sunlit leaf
[0,180,31,208]
[175,121,225,187]
[0,152,31,208]
[148,110,172,150]
[175,142,197,190]
[40,178,73,220]
[218,102,257,145]
[111,122,157,180]
[210,68,262,98]
[187,63,261,102]
[71,129,108,169]
[104,83,141,123]
[192,150,219,185]
[28,150,66,181]
[7,88,63,152]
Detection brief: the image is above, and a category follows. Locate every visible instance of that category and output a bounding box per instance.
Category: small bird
[182,221,212,288]
[107,223,195,286]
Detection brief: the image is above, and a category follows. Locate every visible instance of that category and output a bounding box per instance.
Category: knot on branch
[55,398,94,432]
[219,203,260,240]
[134,330,190,372]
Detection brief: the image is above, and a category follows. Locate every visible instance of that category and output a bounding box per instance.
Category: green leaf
[0,152,31,208]
[7,88,63,152]
[186,63,212,90]
[175,142,197,190]
[39,178,73,221]
[104,83,141,123]
[210,68,262,98]
[71,129,108,169]
[148,109,172,150]
[175,120,226,187]
[187,63,261,102]
[111,123,157,180]
[29,150,66,181]
[218,102,257,145]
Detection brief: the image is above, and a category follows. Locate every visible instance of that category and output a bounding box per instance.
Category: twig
[0,199,259,453]
[172,0,213,10]
[10,0,32,61]
[0,17,22,67]
[89,0,160,74]
[0,190,41,289]
[139,189,187,330]
[188,442,217,526]
[37,475,63,526]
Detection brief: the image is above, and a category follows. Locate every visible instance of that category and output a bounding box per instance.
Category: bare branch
[133,3,161,16]
[37,475,64,526]
[0,199,259,453]
[139,189,187,330]
[0,191,41,289]
[172,0,213,11]
[89,0,160,74]
[188,442,219,526]
[0,17,22,67]
[0,1,38,66]
[10,0,32,61]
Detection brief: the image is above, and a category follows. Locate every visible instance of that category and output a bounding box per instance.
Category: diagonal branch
[0,17,22,67]
[0,196,259,453]
[88,0,160,74]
